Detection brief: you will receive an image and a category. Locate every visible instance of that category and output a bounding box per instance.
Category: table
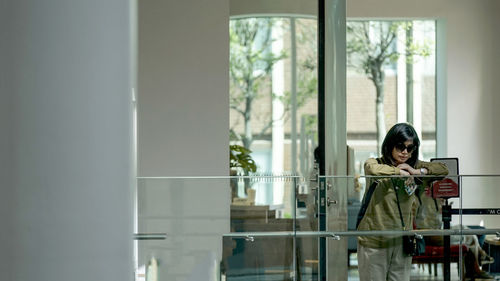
[484,235,500,273]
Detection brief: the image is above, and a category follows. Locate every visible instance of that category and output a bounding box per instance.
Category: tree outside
[230,17,318,174]
[229,18,284,150]
[346,21,432,152]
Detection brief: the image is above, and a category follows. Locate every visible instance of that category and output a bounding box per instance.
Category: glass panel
[135,177,231,281]
[135,176,320,281]
[318,174,500,281]
[227,177,298,280]
[134,174,500,280]
[458,175,500,280]
[297,175,320,281]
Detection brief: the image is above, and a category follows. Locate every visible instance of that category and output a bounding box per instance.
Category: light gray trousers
[357,242,412,281]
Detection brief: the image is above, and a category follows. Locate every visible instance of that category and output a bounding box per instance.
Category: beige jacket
[357,157,448,248]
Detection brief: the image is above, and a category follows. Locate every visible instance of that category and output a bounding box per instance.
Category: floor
[347,253,500,281]
[223,255,500,281]
[348,263,462,281]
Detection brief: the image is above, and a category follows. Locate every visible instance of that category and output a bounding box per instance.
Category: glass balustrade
[134,174,500,281]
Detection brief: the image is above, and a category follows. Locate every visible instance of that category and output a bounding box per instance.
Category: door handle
[327,197,337,206]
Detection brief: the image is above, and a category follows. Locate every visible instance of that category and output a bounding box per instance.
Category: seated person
[415,186,494,279]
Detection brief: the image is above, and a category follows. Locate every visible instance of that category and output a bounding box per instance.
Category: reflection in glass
[135,176,320,281]
[225,177,319,281]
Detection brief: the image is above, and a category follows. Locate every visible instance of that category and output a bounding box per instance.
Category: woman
[357,123,448,281]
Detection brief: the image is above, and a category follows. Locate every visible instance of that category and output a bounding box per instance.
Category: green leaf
[230,144,257,173]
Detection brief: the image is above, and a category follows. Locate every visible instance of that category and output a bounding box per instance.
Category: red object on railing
[432,178,459,198]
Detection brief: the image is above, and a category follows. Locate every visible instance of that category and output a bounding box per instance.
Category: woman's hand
[397,163,418,175]
[399,168,410,176]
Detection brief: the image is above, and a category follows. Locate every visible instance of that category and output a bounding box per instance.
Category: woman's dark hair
[381,123,420,167]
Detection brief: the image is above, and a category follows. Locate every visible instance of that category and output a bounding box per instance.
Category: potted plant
[229,144,257,174]
[229,144,257,201]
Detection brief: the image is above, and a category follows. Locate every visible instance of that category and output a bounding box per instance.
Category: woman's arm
[364,158,400,176]
[397,161,449,176]
[417,161,449,176]
[405,161,449,186]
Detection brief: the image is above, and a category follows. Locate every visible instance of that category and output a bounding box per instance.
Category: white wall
[494,1,500,164]
[0,1,134,280]
[137,0,230,280]
[0,1,14,276]
[138,0,229,177]
[348,0,500,225]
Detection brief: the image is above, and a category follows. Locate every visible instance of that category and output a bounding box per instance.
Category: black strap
[356,158,384,229]
[415,188,423,206]
[433,198,439,212]
[393,184,406,229]
[356,180,379,229]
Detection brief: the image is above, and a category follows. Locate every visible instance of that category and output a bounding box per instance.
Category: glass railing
[134,174,500,281]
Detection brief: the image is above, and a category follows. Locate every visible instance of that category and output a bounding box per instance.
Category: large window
[229,18,438,207]
[346,20,437,180]
[229,17,318,210]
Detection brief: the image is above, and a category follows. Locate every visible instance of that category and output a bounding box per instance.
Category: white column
[290,18,298,175]
[435,19,447,158]
[396,26,407,123]
[1,1,134,281]
[272,21,285,205]
[413,21,424,142]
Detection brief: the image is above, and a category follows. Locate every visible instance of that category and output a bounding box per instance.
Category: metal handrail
[319,174,500,178]
[134,233,167,240]
[136,174,500,179]
[223,228,500,240]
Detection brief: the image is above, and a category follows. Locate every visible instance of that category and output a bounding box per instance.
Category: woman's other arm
[418,161,449,176]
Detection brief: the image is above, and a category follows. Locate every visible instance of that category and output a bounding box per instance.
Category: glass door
[229,1,324,280]
[228,0,348,280]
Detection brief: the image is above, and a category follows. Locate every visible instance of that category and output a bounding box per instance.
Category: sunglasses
[394,143,416,153]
